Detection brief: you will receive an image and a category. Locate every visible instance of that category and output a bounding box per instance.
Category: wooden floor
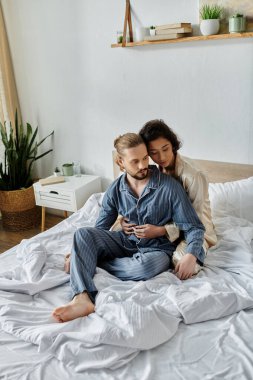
[0,214,64,254]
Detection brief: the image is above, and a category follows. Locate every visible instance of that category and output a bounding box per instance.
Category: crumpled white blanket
[0,193,253,370]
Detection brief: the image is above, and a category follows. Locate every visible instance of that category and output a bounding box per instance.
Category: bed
[0,159,253,380]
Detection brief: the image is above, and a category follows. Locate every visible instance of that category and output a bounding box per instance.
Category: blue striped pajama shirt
[70,166,205,303]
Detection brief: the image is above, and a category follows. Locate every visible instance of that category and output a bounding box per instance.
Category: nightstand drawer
[36,188,75,211]
[40,189,73,202]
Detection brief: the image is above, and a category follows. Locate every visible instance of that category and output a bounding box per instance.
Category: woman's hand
[133,224,166,239]
[121,218,137,235]
[174,253,197,280]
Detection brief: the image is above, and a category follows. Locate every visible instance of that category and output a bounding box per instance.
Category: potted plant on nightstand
[200,4,223,36]
[229,14,246,33]
[0,112,54,231]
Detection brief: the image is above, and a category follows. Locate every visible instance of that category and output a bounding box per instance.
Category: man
[53,133,205,323]
[121,120,217,273]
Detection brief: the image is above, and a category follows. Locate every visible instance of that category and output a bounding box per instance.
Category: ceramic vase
[200,19,220,36]
[62,163,74,176]
[229,17,246,33]
[135,27,148,42]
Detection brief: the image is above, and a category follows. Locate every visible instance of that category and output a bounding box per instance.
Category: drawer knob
[50,190,59,194]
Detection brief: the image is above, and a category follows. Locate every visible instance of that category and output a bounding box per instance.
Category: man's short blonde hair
[114,133,144,170]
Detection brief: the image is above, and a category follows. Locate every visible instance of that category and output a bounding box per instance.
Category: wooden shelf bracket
[122,0,133,47]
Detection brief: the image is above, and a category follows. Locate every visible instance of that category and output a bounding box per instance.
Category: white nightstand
[33,175,101,231]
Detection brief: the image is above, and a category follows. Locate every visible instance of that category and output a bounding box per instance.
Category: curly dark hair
[139,119,182,154]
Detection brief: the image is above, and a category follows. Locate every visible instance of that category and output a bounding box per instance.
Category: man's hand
[174,253,197,280]
[64,253,71,274]
[121,218,137,235]
[133,224,166,239]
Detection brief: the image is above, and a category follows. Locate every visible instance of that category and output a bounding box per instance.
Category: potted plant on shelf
[0,112,54,231]
[229,14,246,33]
[200,4,223,36]
[150,25,156,36]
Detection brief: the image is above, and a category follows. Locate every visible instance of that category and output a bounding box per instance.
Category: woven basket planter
[0,186,40,231]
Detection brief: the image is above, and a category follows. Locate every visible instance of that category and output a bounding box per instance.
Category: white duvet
[1,193,253,372]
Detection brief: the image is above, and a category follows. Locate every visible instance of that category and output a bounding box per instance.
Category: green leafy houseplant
[200,4,223,35]
[0,112,54,191]
[200,4,223,20]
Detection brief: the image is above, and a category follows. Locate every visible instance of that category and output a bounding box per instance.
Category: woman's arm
[184,170,209,222]
[163,171,208,242]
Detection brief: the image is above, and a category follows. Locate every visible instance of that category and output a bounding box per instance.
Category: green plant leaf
[200,4,223,19]
[27,126,38,154]
[15,110,19,150]
[33,148,53,161]
[37,130,54,147]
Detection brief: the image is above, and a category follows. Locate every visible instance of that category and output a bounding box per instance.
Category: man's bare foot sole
[52,292,95,322]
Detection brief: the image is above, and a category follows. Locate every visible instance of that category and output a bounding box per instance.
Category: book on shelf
[155,22,191,31]
[155,27,192,35]
[144,33,185,41]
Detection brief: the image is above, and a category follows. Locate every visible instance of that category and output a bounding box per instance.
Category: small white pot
[135,27,148,42]
[200,19,220,36]
[150,29,156,36]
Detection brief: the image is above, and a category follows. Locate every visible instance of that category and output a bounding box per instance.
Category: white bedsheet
[0,193,253,379]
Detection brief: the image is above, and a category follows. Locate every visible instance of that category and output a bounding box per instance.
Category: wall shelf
[111,32,253,48]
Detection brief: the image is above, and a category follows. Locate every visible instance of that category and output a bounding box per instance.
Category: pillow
[208,177,253,222]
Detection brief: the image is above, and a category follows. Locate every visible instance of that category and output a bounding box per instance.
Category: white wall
[2,0,253,189]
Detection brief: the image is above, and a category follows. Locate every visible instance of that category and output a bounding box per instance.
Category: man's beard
[130,168,149,180]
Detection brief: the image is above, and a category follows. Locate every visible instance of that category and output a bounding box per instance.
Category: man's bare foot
[52,292,95,323]
[64,253,71,273]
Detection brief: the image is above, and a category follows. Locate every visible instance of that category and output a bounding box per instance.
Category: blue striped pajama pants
[70,227,171,303]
